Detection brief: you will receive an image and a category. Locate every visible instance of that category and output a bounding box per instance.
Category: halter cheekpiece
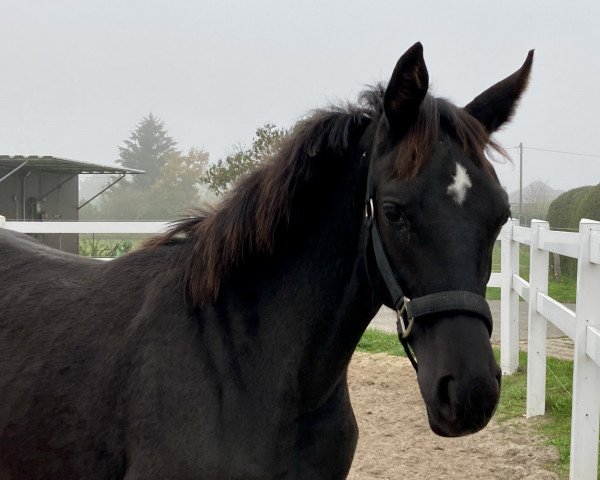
[362,151,493,371]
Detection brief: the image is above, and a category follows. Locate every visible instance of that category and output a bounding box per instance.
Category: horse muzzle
[410,313,501,437]
[424,369,501,437]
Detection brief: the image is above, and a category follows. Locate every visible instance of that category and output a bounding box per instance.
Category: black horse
[0,43,532,479]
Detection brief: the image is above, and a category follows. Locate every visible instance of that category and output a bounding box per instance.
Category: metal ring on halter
[396,297,414,339]
[364,198,375,219]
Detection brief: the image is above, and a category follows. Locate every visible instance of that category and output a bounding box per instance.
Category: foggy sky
[2,0,599,194]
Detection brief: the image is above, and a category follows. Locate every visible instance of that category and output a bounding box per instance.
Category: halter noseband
[362,151,493,372]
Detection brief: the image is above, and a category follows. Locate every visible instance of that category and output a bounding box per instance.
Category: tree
[86,148,211,221]
[80,113,212,221]
[523,180,553,216]
[204,123,289,195]
[83,181,152,220]
[117,113,178,188]
[149,148,210,218]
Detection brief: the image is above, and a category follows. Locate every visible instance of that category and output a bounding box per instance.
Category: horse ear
[384,42,429,133]
[464,50,534,133]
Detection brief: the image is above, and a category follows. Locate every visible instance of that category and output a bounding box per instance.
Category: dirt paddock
[347,352,560,480]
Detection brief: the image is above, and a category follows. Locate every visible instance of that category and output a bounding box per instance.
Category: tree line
[81,114,289,221]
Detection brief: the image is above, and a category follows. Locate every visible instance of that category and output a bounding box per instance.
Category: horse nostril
[437,375,454,407]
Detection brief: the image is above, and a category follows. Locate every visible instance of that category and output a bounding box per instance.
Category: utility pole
[518,142,523,225]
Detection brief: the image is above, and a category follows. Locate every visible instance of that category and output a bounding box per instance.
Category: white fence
[1,216,599,479]
[498,218,600,479]
[0,218,171,234]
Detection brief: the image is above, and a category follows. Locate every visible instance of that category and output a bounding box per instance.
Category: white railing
[500,218,600,480]
[0,218,171,234]
[1,215,599,479]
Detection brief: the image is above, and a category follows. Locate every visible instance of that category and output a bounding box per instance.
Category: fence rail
[0,219,171,234]
[500,218,600,480]
[1,215,599,479]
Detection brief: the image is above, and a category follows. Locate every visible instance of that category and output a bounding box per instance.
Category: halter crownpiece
[362,149,493,372]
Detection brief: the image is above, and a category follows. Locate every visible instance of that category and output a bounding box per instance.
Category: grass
[548,277,577,304]
[487,242,577,303]
[487,278,577,304]
[486,286,501,301]
[356,328,406,357]
[492,350,580,477]
[356,328,598,478]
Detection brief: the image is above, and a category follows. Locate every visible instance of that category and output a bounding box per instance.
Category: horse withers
[0,43,532,478]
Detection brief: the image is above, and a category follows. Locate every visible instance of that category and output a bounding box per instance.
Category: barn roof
[0,155,144,175]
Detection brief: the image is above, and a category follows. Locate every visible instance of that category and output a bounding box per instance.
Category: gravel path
[347,352,560,480]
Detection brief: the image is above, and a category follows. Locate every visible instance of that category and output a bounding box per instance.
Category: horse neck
[217,149,381,408]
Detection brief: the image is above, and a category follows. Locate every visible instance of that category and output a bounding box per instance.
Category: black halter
[362,151,493,372]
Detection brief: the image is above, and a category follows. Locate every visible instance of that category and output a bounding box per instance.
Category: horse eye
[382,202,403,223]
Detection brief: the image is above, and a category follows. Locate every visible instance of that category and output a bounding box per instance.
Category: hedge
[547,184,600,277]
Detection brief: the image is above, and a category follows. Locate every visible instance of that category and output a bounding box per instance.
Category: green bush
[547,186,593,230]
[79,238,133,257]
[547,184,600,278]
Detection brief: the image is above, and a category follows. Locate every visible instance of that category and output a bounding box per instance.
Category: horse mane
[146,84,504,304]
[146,89,379,303]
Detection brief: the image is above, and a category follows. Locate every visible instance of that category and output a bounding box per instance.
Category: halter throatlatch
[362,151,493,372]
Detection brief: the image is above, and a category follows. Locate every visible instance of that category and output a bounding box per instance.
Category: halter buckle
[396,297,414,339]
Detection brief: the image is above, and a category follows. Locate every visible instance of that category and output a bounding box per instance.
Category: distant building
[0,155,142,253]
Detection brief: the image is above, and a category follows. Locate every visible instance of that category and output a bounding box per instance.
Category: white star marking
[447,163,472,205]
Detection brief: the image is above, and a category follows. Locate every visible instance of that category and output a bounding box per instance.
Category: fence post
[526,219,550,417]
[569,219,600,480]
[501,218,520,375]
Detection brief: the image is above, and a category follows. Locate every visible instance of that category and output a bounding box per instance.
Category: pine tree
[117,114,177,187]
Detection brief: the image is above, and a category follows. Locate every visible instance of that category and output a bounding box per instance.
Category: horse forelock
[393,95,507,179]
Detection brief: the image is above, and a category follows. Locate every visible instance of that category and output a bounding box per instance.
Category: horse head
[368,43,532,436]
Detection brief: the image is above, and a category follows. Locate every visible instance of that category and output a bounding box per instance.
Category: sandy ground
[347,352,560,480]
